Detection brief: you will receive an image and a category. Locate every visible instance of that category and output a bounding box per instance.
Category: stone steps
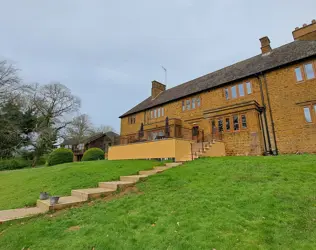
[0,207,43,222]
[120,174,148,182]
[0,161,183,222]
[37,196,86,212]
[71,187,116,200]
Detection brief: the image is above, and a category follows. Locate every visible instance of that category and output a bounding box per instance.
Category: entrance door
[192,126,199,142]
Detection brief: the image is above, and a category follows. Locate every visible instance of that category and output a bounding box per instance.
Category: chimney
[292,19,316,41]
[151,80,166,99]
[260,36,272,54]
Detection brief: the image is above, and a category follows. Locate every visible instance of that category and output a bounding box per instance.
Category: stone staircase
[179,141,225,161]
[0,162,182,222]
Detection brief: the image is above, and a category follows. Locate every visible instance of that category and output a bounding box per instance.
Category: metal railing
[114,125,207,146]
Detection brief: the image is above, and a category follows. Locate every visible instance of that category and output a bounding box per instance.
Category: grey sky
[0,0,315,132]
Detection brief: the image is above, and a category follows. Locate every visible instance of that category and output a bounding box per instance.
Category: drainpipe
[262,73,279,155]
[255,74,273,154]
[259,108,268,153]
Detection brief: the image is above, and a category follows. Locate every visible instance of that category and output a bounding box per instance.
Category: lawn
[0,155,316,249]
[0,160,159,210]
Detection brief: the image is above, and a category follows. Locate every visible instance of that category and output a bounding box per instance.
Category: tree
[90,125,115,135]
[0,60,21,107]
[29,82,81,166]
[67,114,93,143]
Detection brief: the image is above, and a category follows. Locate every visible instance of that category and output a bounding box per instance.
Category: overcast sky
[0,0,315,132]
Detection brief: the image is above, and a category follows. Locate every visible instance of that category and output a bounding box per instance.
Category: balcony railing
[115,125,207,146]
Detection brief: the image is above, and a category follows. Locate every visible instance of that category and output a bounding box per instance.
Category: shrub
[47,148,73,166]
[82,148,105,161]
[0,158,32,171]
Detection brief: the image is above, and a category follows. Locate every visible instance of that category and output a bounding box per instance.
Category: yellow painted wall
[108,138,192,162]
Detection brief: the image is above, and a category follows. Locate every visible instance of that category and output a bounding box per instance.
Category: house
[61,131,120,161]
[109,19,316,161]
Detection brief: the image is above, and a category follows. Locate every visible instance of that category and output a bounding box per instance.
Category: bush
[47,148,73,166]
[82,148,105,161]
[0,158,32,171]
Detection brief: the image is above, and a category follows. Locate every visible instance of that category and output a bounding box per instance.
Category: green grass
[0,160,159,210]
[1,155,316,249]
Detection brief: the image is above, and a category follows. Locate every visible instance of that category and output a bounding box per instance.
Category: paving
[0,162,182,222]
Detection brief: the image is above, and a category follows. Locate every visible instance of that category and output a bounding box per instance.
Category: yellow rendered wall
[108,139,192,161]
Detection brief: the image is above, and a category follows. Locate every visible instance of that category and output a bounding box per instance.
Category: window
[192,98,196,109]
[218,118,223,132]
[128,115,136,124]
[224,88,229,100]
[197,97,201,107]
[295,67,303,82]
[241,114,247,128]
[304,107,312,123]
[246,82,252,94]
[157,108,160,118]
[154,109,157,118]
[186,99,191,110]
[238,83,245,97]
[151,111,153,119]
[78,144,84,150]
[231,86,237,99]
[182,101,186,111]
[314,105,316,114]
[304,63,315,80]
[233,115,239,131]
[225,117,230,131]
[161,107,164,116]
[192,126,199,136]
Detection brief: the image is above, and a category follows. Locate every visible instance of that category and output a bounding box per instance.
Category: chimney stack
[151,80,166,99]
[260,36,272,54]
[292,19,316,41]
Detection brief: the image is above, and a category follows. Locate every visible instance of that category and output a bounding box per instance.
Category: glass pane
[161,107,164,116]
[226,118,230,131]
[231,86,237,99]
[238,84,245,97]
[304,107,312,122]
[186,100,191,110]
[197,97,201,106]
[192,98,196,109]
[157,108,160,118]
[182,101,185,111]
[218,119,223,132]
[304,64,315,80]
[233,115,239,130]
[246,82,252,94]
[314,105,316,114]
[295,67,303,81]
[154,109,157,118]
[224,88,229,100]
[151,111,153,119]
[241,115,247,128]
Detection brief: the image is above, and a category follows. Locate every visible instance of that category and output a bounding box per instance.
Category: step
[0,207,43,222]
[165,162,183,167]
[139,170,160,176]
[71,187,116,200]
[37,196,86,212]
[120,174,148,182]
[98,181,135,190]
[154,166,172,171]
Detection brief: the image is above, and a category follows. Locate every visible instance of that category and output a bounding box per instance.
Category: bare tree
[91,125,115,135]
[29,82,81,165]
[0,60,21,106]
[67,114,94,142]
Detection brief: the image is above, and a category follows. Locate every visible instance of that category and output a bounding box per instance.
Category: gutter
[255,73,273,154]
[262,73,279,155]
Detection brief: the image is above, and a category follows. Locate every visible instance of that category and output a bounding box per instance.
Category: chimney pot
[259,36,272,54]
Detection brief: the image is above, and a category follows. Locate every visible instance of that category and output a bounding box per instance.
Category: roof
[60,138,80,146]
[84,131,120,144]
[120,40,316,118]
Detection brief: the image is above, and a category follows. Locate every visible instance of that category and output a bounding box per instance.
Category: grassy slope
[0,160,158,210]
[0,155,316,249]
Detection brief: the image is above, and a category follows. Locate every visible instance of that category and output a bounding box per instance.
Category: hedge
[82,148,105,161]
[0,158,32,171]
[47,148,73,166]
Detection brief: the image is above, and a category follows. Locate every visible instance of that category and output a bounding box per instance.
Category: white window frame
[295,67,303,82]
[231,86,237,99]
[304,107,312,123]
[304,63,315,80]
[192,98,196,109]
[157,108,160,118]
[246,82,252,94]
[238,83,245,97]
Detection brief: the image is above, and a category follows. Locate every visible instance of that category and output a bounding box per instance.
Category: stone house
[114,20,316,158]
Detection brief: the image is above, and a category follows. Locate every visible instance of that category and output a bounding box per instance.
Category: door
[192,126,199,142]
